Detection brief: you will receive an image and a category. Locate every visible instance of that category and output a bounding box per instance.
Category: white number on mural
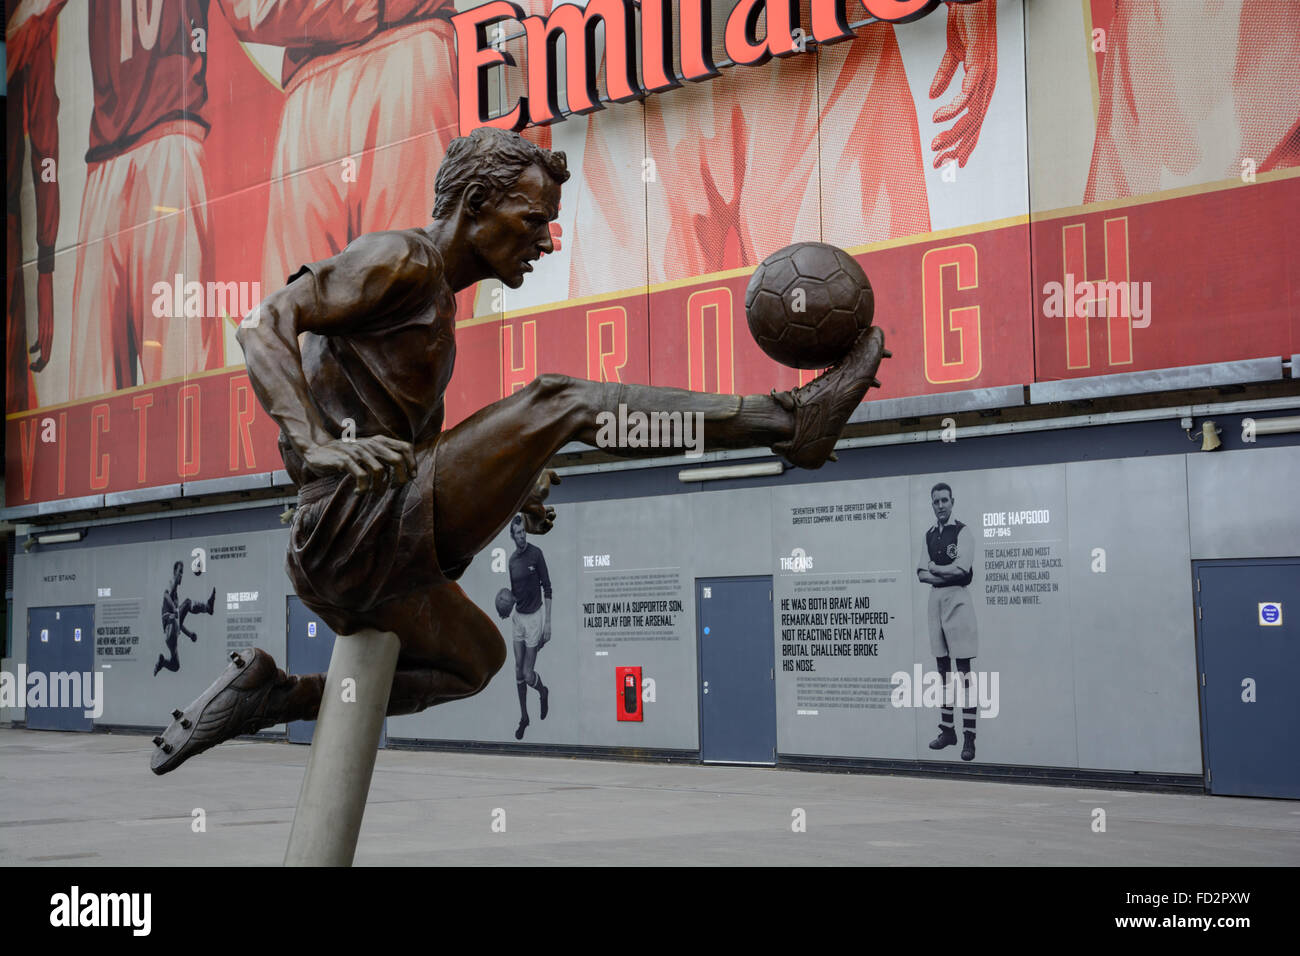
[120,0,164,62]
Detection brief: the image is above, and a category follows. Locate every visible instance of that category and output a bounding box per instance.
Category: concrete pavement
[1,728,1297,866]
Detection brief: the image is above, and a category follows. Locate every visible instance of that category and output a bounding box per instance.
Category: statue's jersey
[277,228,457,483]
[256,227,458,636]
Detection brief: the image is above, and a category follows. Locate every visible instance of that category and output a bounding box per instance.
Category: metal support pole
[284,629,400,866]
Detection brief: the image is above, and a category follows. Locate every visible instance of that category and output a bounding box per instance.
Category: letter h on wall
[1061,217,1133,370]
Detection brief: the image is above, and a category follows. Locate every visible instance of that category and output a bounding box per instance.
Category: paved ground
[1,728,1297,866]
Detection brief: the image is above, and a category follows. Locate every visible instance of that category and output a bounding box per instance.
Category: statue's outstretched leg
[431,326,887,572]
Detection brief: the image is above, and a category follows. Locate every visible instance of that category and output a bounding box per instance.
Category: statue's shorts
[286,439,445,642]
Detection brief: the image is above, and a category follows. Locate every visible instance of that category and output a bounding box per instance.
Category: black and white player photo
[154,560,217,677]
[495,514,553,740]
[917,481,980,761]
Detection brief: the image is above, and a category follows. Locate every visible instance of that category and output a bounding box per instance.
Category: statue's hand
[303,436,416,494]
[521,469,562,534]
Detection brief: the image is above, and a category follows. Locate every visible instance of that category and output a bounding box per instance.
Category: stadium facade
[4,0,1298,798]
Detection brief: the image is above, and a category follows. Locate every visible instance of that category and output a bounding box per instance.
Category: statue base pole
[284,629,400,866]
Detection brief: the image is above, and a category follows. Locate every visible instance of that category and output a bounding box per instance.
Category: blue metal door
[287,596,386,746]
[696,576,776,764]
[1195,559,1300,798]
[26,605,95,731]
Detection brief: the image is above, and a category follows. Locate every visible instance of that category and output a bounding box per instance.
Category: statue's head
[433,127,570,289]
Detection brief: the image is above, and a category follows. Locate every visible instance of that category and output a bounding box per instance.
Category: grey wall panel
[5,529,293,729]
[387,508,583,747]
[772,477,919,760]
[690,487,773,578]
[1065,457,1201,773]
[572,495,698,750]
[770,463,1093,770]
[102,529,293,729]
[907,465,1078,768]
[1188,445,1300,559]
[371,490,758,750]
[771,466,1083,769]
[390,494,700,751]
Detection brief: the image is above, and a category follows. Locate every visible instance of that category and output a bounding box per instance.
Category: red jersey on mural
[63,0,218,401]
[6,0,61,412]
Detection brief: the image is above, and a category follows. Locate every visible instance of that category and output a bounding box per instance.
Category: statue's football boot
[150,648,287,775]
[771,326,889,470]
